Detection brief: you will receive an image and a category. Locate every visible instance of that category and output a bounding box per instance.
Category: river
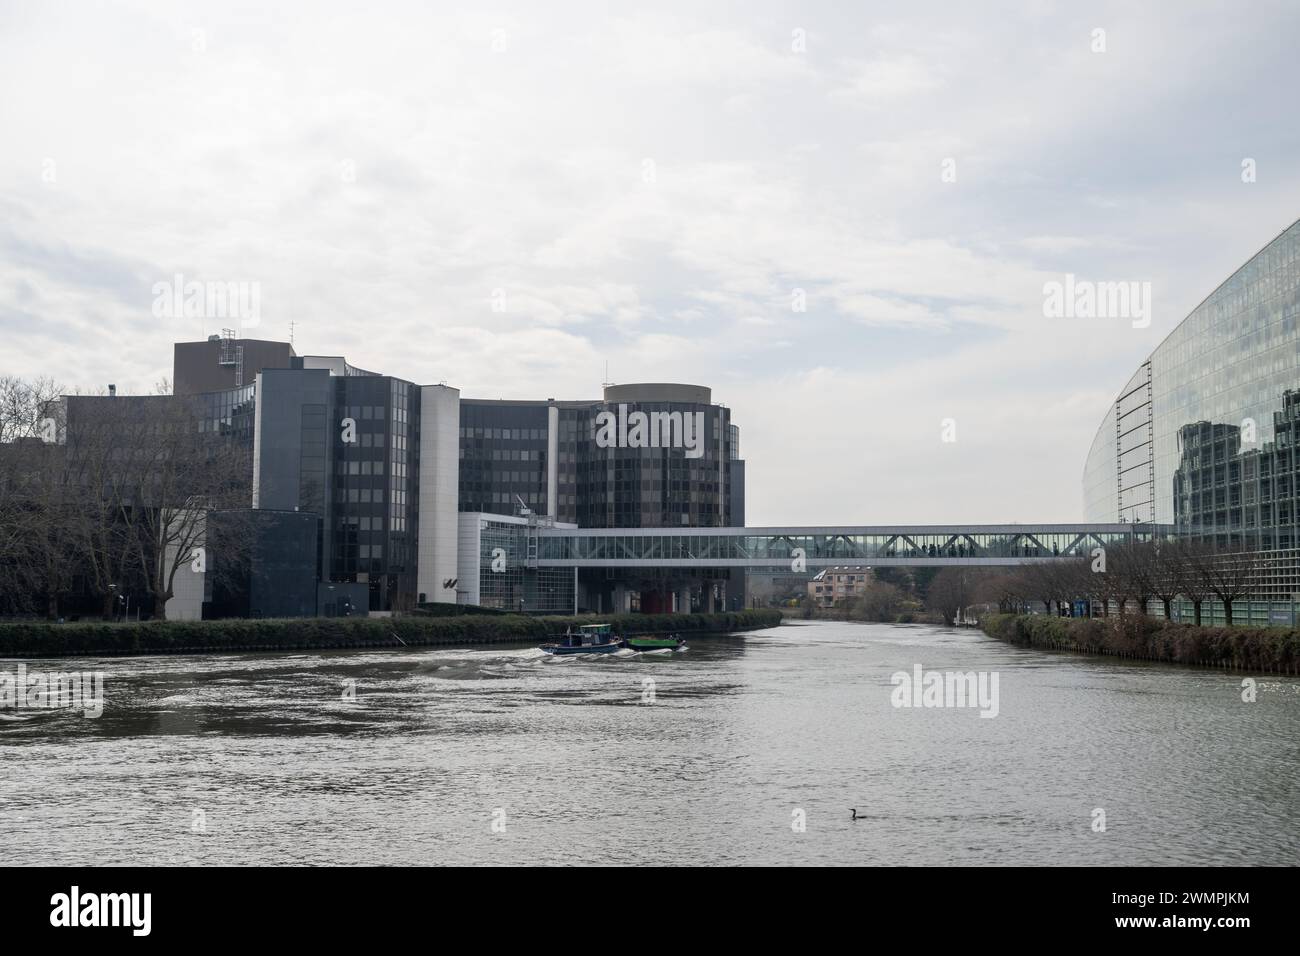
[2,619,1297,865]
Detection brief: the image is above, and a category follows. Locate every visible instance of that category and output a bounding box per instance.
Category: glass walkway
[533,523,1171,568]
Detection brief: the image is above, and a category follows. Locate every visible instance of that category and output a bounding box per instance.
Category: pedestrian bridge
[533,523,1171,568]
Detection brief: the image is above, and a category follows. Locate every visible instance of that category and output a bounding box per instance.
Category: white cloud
[2,0,1299,523]
[830,55,944,103]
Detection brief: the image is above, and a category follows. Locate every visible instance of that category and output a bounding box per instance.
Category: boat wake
[410,647,553,680]
[154,693,200,705]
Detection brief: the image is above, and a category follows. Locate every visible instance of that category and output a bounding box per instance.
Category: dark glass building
[330,374,421,612]
[458,400,553,518]
[575,384,741,530]
[460,385,743,529]
[205,509,319,618]
[458,384,745,612]
[253,365,421,613]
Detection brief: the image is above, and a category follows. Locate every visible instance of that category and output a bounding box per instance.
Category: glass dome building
[1082,218,1300,602]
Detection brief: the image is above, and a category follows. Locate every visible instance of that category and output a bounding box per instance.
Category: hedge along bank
[0,609,784,658]
[981,612,1300,673]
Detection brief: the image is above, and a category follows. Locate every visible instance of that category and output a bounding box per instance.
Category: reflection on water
[2,621,1298,866]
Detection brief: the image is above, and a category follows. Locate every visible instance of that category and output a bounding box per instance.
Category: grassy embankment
[0,608,783,658]
[980,612,1300,673]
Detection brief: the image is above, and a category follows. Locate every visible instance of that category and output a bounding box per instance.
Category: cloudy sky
[3,0,1299,525]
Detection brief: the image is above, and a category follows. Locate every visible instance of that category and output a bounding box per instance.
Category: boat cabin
[565,623,614,647]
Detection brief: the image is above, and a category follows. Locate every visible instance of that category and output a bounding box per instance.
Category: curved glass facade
[1083,219,1300,543]
[573,400,737,529]
[1083,363,1152,524]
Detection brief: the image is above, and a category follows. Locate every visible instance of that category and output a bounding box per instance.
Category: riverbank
[0,609,783,658]
[980,612,1300,673]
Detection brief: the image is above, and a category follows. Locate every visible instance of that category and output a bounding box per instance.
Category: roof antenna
[602,360,614,389]
[289,319,295,348]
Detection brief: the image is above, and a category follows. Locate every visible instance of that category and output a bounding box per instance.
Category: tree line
[921,539,1265,626]
[0,375,252,620]
[990,538,1263,626]
[798,539,1266,628]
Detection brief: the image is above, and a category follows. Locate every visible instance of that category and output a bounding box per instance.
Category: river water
[2,620,1297,866]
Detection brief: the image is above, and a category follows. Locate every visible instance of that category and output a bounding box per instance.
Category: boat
[540,623,623,655]
[622,634,686,651]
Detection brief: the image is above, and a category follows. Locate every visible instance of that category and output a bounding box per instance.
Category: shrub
[979,613,1299,671]
[0,609,783,658]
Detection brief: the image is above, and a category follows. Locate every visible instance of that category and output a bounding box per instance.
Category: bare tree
[3,381,256,620]
[46,393,253,620]
[982,570,1026,613]
[1147,538,1188,621]
[1015,560,1076,616]
[1098,541,1141,616]
[927,567,1020,624]
[1110,539,1157,616]
[853,579,905,622]
[1174,539,1212,625]
[117,397,252,619]
[1054,556,1096,617]
[1181,537,1261,626]
[56,396,138,618]
[0,377,79,616]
